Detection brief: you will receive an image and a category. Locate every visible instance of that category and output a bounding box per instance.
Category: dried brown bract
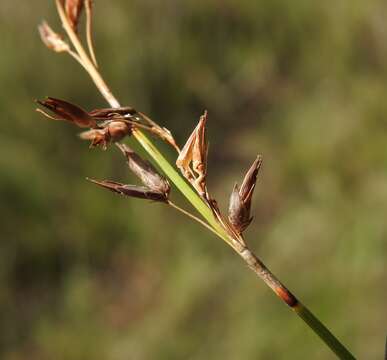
[117,143,170,196]
[87,179,168,202]
[65,0,84,32]
[38,21,70,53]
[137,112,180,152]
[176,111,208,196]
[79,128,108,148]
[149,125,180,152]
[36,97,97,128]
[88,107,138,119]
[228,156,262,233]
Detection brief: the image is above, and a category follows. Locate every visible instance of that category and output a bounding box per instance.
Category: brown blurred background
[0,0,386,359]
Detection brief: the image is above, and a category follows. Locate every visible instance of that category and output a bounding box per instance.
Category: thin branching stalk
[42,2,356,358]
[84,0,98,68]
[167,200,222,238]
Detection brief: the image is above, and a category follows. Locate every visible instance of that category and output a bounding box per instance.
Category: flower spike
[117,143,170,197]
[228,155,262,234]
[36,97,97,128]
[87,179,168,202]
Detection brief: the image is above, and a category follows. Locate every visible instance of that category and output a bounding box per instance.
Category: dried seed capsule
[228,184,252,233]
[79,121,132,149]
[106,121,132,142]
[228,156,262,233]
[38,21,70,53]
[239,156,262,209]
[87,179,168,202]
[36,97,97,128]
[117,143,170,196]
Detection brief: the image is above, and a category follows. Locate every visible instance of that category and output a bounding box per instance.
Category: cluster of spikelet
[37,95,262,241]
[37,1,262,247]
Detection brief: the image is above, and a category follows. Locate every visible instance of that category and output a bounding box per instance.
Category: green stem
[133,130,230,242]
[294,303,356,359]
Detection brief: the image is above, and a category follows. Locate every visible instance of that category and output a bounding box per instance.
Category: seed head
[228,156,262,233]
[36,97,97,128]
[87,179,168,202]
[79,122,132,149]
[117,143,170,196]
[107,121,132,142]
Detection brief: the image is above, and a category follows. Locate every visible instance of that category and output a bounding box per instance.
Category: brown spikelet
[107,121,132,142]
[65,0,84,32]
[36,97,97,128]
[87,179,168,202]
[79,121,131,149]
[228,156,262,233]
[228,183,252,233]
[239,156,262,209]
[117,143,170,196]
[38,21,70,53]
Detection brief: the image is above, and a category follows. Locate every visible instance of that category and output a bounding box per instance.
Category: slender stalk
[294,303,356,359]
[167,200,221,238]
[67,49,90,71]
[52,2,356,358]
[85,0,98,67]
[56,0,119,107]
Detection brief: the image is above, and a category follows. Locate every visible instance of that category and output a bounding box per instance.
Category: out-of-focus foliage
[1,0,386,359]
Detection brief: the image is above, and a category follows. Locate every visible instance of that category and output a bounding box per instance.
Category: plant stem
[167,200,221,238]
[53,2,356,358]
[237,247,355,359]
[294,303,356,359]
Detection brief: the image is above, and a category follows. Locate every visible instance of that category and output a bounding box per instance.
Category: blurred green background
[1,0,386,359]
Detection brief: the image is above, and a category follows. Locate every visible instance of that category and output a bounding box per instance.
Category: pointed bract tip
[36,97,96,128]
[87,177,169,202]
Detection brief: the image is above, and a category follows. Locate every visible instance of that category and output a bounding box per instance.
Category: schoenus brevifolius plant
[36,1,356,358]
